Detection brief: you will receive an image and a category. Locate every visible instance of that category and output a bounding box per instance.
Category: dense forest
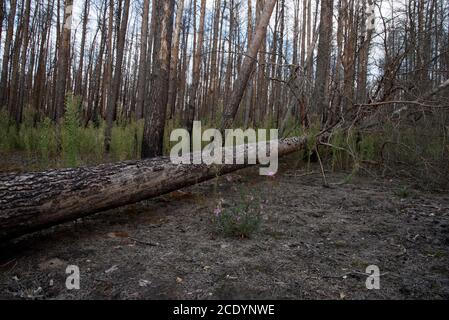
[1,0,449,301]
[0,0,448,181]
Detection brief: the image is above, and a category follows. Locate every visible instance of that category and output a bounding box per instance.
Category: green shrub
[329,129,381,171]
[213,191,262,239]
[394,185,410,199]
[359,134,377,161]
[330,130,347,170]
[62,95,81,168]
[37,117,56,166]
[110,119,143,161]
[79,121,104,164]
[0,100,150,170]
[0,110,16,152]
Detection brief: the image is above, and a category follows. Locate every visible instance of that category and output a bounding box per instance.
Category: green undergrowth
[0,96,144,170]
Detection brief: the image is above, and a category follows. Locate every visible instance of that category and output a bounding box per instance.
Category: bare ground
[1,155,449,300]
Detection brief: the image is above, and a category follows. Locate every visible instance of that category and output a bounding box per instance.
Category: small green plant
[394,185,410,198]
[359,134,377,161]
[330,130,346,170]
[343,162,361,184]
[213,190,262,239]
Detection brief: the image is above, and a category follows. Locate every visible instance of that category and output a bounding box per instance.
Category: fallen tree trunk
[0,136,308,241]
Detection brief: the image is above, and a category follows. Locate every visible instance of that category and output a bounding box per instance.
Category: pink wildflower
[214,206,222,216]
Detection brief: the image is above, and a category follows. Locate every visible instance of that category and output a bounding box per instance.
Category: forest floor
[0,154,449,300]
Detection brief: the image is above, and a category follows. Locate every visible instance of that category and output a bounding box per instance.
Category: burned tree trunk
[141,0,175,158]
[312,0,334,122]
[0,0,17,109]
[135,0,150,120]
[167,0,185,119]
[53,0,73,121]
[104,0,131,152]
[0,137,308,241]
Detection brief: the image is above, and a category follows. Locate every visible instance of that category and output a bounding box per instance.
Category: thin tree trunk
[221,0,278,131]
[75,0,90,97]
[141,0,175,158]
[53,0,73,121]
[186,0,207,131]
[102,0,114,120]
[312,0,333,123]
[136,0,150,120]
[7,0,27,124]
[356,0,374,104]
[0,0,18,109]
[168,0,185,119]
[104,0,131,153]
[0,0,4,46]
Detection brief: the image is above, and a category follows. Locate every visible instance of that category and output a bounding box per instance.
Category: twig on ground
[129,237,160,247]
[0,259,16,268]
[315,147,329,188]
[322,271,392,279]
[284,171,319,178]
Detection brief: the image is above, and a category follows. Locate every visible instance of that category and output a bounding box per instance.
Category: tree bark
[136,0,150,120]
[33,0,53,119]
[356,0,375,104]
[141,0,175,158]
[0,0,4,46]
[74,0,90,97]
[104,0,131,152]
[0,136,308,241]
[185,0,207,133]
[53,0,73,121]
[167,0,185,119]
[102,0,115,120]
[8,0,30,124]
[0,0,17,109]
[312,0,334,123]
[207,0,221,121]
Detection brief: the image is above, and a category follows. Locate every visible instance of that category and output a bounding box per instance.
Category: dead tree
[0,0,17,109]
[312,0,334,123]
[135,0,150,120]
[104,0,131,152]
[53,0,73,121]
[0,136,309,241]
[168,0,185,119]
[221,0,278,131]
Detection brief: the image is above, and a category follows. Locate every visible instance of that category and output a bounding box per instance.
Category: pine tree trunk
[311,0,334,123]
[0,0,17,109]
[168,0,185,119]
[141,0,175,158]
[104,0,131,152]
[136,0,150,120]
[75,0,90,97]
[53,0,73,121]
